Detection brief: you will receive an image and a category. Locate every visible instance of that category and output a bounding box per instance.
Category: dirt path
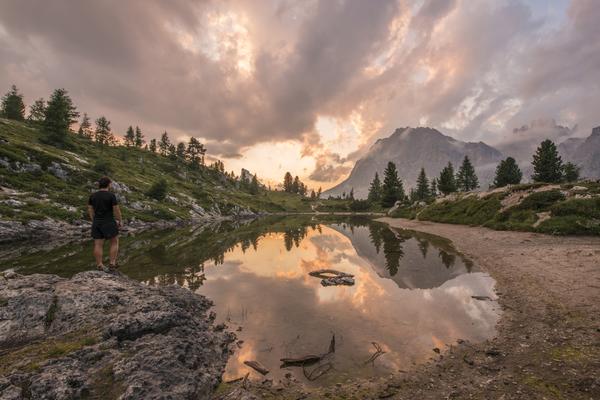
[215,218,599,399]
[372,218,600,399]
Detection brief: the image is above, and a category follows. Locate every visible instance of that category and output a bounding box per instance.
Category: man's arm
[87,205,94,221]
[113,205,123,227]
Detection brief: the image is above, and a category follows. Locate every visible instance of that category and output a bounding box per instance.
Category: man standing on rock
[87,176,122,272]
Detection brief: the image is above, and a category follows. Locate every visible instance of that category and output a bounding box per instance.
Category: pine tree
[493,157,522,187]
[27,98,46,123]
[176,142,186,160]
[532,139,563,183]
[292,176,300,194]
[0,85,25,121]
[94,116,113,145]
[456,156,479,191]
[159,131,171,156]
[430,178,438,197]
[562,162,580,182]
[124,126,135,146]
[43,88,79,144]
[437,162,457,195]
[168,143,177,160]
[381,161,405,207]
[186,137,206,167]
[368,172,382,203]
[77,113,92,138]
[149,138,157,153]
[317,187,322,199]
[250,174,260,195]
[283,172,293,192]
[310,190,316,200]
[415,167,430,201]
[134,126,144,147]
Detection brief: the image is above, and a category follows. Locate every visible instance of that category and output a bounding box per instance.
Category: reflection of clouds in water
[198,224,500,385]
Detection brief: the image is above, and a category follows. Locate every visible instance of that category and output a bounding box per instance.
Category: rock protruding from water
[0,271,235,399]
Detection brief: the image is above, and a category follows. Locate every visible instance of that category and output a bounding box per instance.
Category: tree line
[0,85,277,197]
[366,139,581,208]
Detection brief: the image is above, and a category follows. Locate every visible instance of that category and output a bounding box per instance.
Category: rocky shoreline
[0,270,236,399]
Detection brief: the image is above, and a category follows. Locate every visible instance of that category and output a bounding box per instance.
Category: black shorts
[91,220,119,239]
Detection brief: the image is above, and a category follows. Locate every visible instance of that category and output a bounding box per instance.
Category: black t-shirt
[88,191,118,221]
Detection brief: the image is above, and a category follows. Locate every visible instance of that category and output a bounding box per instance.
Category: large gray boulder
[0,271,235,399]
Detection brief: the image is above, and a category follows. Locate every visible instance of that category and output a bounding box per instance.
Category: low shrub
[146,179,168,201]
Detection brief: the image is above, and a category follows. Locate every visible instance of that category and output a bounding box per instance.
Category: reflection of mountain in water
[331,223,472,290]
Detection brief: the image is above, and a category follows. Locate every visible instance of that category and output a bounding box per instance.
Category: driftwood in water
[309,269,355,286]
[308,269,354,279]
[280,355,322,367]
[471,295,493,301]
[364,342,386,366]
[244,360,270,375]
[280,334,336,369]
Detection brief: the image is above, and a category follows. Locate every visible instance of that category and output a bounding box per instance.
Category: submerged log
[309,269,355,286]
[308,269,354,279]
[244,360,270,375]
[280,334,336,368]
[321,276,355,286]
[471,295,493,301]
[280,355,322,367]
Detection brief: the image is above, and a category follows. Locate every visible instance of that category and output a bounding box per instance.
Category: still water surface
[2,216,499,386]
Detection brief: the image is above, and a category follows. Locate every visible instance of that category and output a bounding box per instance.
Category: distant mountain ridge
[324,125,600,199]
[323,127,503,199]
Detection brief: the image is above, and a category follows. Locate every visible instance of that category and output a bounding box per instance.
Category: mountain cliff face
[559,126,600,179]
[324,127,504,198]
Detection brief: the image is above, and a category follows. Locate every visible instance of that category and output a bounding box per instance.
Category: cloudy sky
[1,0,598,189]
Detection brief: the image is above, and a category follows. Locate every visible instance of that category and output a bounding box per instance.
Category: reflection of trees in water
[417,238,429,258]
[283,227,310,251]
[367,224,405,276]
[438,250,456,269]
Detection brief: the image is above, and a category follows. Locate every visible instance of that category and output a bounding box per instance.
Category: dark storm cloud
[0,0,598,173]
[0,0,400,156]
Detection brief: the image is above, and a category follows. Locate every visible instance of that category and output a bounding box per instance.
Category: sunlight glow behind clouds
[0,0,597,190]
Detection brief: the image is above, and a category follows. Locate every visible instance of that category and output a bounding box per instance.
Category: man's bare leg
[109,236,119,267]
[94,239,105,268]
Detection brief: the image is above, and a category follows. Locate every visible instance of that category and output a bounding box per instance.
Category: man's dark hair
[98,176,112,189]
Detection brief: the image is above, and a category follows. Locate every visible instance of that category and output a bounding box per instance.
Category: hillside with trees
[0,86,325,232]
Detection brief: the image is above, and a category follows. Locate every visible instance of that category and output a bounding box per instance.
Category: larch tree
[381,161,405,207]
[0,85,25,121]
[367,172,382,203]
[43,88,79,145]
[159,131,171,156]
[437,162,457,195]
[77,113,92,138]
[124,126,135,147]
[94,116,113,145]
[456,156,479,191]
[176,142,186,160]
[27,98,46,123]
[430,178,438,197]
[186,137,205,167]
[531,139,563,183]
[283,172,293,192]
[134,126,144,147]
[493,157,522,187]
[149,138,157,153]
[562,162,580,182]
[415,167,430,201]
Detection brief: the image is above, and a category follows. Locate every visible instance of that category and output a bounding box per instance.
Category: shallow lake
[2,216,500,386]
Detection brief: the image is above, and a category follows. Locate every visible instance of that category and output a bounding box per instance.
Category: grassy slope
[0,118,321,223]
[390,182,600,235]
